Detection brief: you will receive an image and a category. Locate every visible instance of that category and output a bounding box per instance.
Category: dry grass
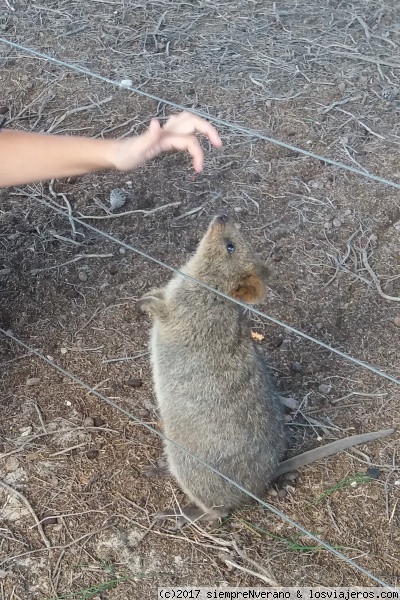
[1,0,400,598]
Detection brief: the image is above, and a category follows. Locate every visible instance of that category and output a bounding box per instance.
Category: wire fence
[33,195,400,387]
[1,37,400,193]
[0,35,399,590]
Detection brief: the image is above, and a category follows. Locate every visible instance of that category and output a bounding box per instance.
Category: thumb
[145,118,162,142]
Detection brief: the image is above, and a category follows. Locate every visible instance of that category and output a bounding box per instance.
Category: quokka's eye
[226,241,236,254]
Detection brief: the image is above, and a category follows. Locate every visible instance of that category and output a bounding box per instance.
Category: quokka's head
[186,213,270,304]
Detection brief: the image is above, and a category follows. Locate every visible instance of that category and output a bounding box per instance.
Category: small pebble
[119,247,126,254]
[394,315,400,328]
[78,271,88,282]
[279,339,291,352]
[366,467,381,480]
[93,417,104,427]
[120,78,133,88]
[344,209,352,216]
[60,347,68,355]
[305,242,315,251]
[332,218,342,228]
[125,378,143,388]
[109,188,127,210]
[277,489,287,499]
[338,82,346,92]
[315,322,323,330]
[267,487,278,497]
[86,449,99,460]
[108,263,119,275]
[381,86,398,102]
[26,377,40,386]
[65,288,79,299]
[104,294,116,307]
[291,361,303,374]
[324,221,332,230]
[318,383,332,395]
[234,206,243,213]
[272,336,283,348]
[83,417,95,428]
[137,408,150,418]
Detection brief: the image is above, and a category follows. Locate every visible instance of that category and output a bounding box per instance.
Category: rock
[78,271,88,282]
[83,417,95,427]
[26,377,40,386]
[65,288,79,298]
[332,218,342,228]
[366,467,381,480]
[108,263,119,275]
[318,383,332,395]
[137,408,150,418]
[272,336,283,348]
[86,449,99,460]
[394,315,400,328]
[278,489,287,499]
[104,294,116,306]
[93,417,104,427]
[109,188,127,210]
[125,378,143,388]
[279,339,291,351]
[381,86,398,102]
[291,361,302,374]
[338,82,346,93]
[267,487,278,497]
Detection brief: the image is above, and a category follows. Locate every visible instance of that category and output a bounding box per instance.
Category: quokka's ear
[231,273,267,304]
[137,288,168,321]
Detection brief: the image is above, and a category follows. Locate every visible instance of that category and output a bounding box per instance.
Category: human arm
[0,111,222,187]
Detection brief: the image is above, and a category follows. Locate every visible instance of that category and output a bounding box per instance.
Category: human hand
[112,111,222,173]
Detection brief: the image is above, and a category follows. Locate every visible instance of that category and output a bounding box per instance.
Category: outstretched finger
[166,112,223,148]
[171,135,205,172]
[186,136,205,172]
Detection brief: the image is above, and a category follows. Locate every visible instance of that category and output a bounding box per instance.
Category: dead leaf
[251,330,265,342]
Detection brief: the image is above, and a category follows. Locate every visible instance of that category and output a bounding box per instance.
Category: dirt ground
[1,0,400,598]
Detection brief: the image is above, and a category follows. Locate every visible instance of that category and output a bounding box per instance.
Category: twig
[47,230,82,246]
[335,108,385,140]
[77,202,181,219]
[219,552,278,586]
[49,180,78,239]
[73,307,101,338]
[361,246,400,302]
[318,95,362,114]
[31,253,113,274]
[356,15,371,41]
[330,50,400,69]
[103,352,149,363]
[34,404,47,434]
[231,540,278,585]
[2,0,15,11]
[0,479,51,548]
[46,97,112,133]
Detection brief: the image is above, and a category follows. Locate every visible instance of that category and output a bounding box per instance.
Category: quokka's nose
[213,213,231,225]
